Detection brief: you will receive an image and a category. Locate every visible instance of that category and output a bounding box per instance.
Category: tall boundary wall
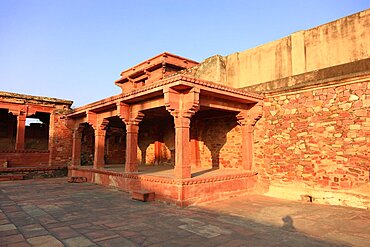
[183,9,370,89]
[181,9,370,209]
[251,63,370,209]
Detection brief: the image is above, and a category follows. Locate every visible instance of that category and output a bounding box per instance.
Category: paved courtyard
[0,178,369,247]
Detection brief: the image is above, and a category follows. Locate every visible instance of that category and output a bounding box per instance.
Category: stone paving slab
[0,178,369,246]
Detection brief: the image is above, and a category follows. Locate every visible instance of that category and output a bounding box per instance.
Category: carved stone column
[71,125,84,166]
[87,111,109,169]
[123,112,144,173]
[164,87,200,179]
[93,120,108,169]
[236,102,263,171]
[190,119,200,168]
[15,112,26,150]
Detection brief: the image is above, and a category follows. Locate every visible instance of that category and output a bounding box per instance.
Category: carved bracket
[129,111,144,126]
[87,111,109,134]
[99,118,109,130]
[237,101,263,127]
[117,102,130,123]
[87,111,97,129]
[72,124,85,139]
[164,86,200,126]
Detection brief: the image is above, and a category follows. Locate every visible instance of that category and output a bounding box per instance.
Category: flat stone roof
[0,91,73,106]
[69,75,263,116]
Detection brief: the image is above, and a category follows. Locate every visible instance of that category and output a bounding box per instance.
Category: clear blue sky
[0,1,369,107]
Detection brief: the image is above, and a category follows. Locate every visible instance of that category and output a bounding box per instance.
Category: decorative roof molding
[69,75,263,116]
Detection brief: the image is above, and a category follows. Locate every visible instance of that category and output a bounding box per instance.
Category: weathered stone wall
[182,9,370,89]
[25,123,49,150]
[138,117,173,165]
[0,151,50,167]
[48,107,73,166]
[80,124,94,166]
[135,114,243,170]
[105,127,125,164]
[253,73,370,208]
[196,116,242,169]
[0,92,73,167]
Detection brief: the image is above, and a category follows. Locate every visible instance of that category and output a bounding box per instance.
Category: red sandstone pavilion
[67,53,264,206]
[1,9,369,208]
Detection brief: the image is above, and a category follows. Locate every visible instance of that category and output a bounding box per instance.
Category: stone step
[0,174,24,181]
[132,190,155,202]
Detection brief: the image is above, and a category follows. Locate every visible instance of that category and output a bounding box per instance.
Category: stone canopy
[67,53,263,205]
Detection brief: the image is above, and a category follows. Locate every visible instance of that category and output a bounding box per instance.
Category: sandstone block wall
[48,107,73,166]
[253,74,370,208]
[0,92,73,167]
[197,116,242,169]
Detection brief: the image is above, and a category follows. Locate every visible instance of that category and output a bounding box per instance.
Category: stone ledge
[0,174,24,181]
[242,58,370,94]
[69,166,258,185]
[0,166,66,172]
[0,149,50,153]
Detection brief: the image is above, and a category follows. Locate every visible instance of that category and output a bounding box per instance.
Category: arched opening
[137,107,175,175]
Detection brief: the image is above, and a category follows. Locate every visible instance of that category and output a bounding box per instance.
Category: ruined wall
[48,107,73,166]
[0,92,73,167]
[253,73,370,209]
[183,9,370,88]
[0,151,50,167]
[25,123,49,150]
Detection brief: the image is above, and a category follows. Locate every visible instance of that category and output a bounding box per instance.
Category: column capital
[94,119,109,136]
[125,111,144,126]
[17,111,27,120]
[72,124,85,139]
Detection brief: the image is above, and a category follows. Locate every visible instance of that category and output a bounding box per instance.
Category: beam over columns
[164,86,200,179]
[237,102,263,171]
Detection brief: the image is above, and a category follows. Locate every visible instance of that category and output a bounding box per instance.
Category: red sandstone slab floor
[0,178,369,246]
